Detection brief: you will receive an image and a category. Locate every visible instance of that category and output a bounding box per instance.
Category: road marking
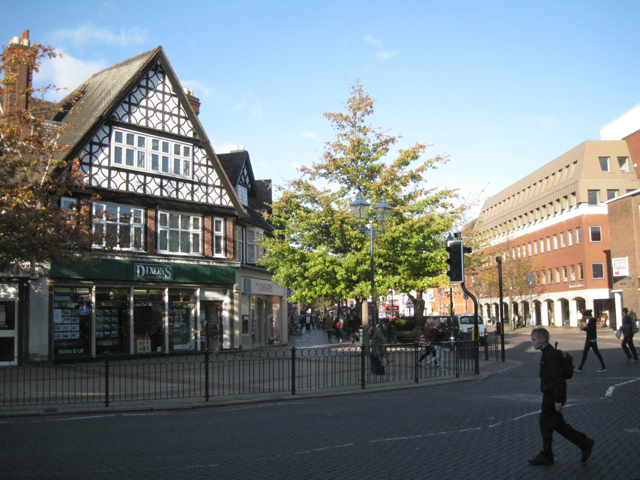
[604,378,640,397]
[370,428,481,443]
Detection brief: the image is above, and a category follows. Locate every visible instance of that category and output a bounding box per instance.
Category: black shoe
[581,438,594,463]
[528,453,554,465]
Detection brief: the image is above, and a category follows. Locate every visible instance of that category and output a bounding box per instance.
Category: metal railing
[0,338,498,407]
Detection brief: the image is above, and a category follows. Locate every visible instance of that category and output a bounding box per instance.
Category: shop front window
[133,289,165,353]
[168,289,196,351]
[95,287,130,355]
[53,287,92,357]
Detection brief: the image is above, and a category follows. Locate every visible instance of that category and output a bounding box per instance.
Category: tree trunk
[409,292,426,330]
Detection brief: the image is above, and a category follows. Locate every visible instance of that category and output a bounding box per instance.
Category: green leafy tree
[261,80,460,326]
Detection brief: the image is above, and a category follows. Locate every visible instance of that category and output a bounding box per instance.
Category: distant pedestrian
[575,310,606,373]
[425,320,444,369]
[305,315,311,332]
[323,316,333,343]
[417,320,434,366]
[528,328,594,466]
[334,317,342,343]
[620,308,639,363]
[368,326,386,375]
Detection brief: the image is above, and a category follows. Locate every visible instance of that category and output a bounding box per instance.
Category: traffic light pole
[460,282,479,374]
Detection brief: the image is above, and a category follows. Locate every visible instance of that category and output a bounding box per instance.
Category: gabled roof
[217,150,257,194]
[49,47,246,217]
[217,151,273,231]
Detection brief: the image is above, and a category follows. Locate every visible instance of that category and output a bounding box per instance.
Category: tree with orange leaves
[0,37,97,274]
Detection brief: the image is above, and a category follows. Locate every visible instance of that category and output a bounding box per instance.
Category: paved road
[1,328,639,480]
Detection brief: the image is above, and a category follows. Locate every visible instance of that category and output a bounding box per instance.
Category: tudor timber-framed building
[0,31,286,365]
[475,139,640,329]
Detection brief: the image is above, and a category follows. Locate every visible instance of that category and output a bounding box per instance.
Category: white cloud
[363,35,382,46]
[376,50,397,59]
[302,130,321,141]
[37,49,107,100]
[53,25,148,47]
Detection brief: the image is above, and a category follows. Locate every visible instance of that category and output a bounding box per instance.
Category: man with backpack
[621,308,639,363]
[528,328,594,466]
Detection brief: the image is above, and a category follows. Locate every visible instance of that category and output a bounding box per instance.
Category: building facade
[475,140,640,328]
[0,32,286,365]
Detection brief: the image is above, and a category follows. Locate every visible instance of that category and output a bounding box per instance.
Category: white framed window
[246,228,264,264]
[560,232,566,248]
[539,239,544,254]
[587,190,600,205]
[546,236,551,251]
[112,128,192,178]
[576,227,582,244]
[213,218,225,257]
[592,263,604,280]
[570,265,576,281]
[607,189,619,201]
[618,156,630,172]
[236,185,248,206]
[598,156,610,172]
[555,268,560,283]
[61,197,77,210]
[93,202,144,251]
[553,234,558,250]
[589,226,602,242]
[562,266,568,282]
[158,211,201,255]
[533,241,538,255]
[568,229,573,246]
[548,269,553,284]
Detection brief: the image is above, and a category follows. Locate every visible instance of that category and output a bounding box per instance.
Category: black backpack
[554,342,574,379]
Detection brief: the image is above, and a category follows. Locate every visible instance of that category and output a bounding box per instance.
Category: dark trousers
[578,340,606,369]
[622,334,639,360]
[540,404,589,453]
[418,345,433,362]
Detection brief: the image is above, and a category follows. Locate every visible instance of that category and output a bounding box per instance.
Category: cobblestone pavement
[1,327,639,479]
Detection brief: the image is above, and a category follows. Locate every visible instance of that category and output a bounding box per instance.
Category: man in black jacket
[575,310,606,372]
[528,328,595,466]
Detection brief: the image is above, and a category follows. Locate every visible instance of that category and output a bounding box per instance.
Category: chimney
[2,30,32,114]
[183,88,200,116]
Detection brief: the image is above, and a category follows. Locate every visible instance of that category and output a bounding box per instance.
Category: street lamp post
[526,273,535,330]
[349,192,393,330]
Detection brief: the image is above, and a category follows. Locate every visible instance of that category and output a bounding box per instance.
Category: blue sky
[3,1,640,214]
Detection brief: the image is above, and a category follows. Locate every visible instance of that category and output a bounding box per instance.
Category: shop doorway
[0,301,17,365]
[133,289,164,353]
[200,301,222,351]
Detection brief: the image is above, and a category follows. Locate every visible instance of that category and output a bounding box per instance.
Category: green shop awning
[50,259,236,285]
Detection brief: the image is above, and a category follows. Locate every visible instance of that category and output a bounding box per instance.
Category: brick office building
[474,139,640,328]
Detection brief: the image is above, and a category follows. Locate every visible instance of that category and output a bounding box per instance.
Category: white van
[453,313,486,339]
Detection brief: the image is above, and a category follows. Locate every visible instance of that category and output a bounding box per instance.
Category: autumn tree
[260,80,460,327]
[0,37,97,274]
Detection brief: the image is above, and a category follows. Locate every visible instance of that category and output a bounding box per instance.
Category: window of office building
[568,229,573,246]
[592,263,604,280]
[607,189,619,201]
[562,266,568,282]
[533,241,538,255]
[546,236,551,251]
[570,265,576,281]
[539,239,544,254]
[590,226,602,242]
[578,263,584,280]
[576,227,582,244]
[555,268,560,283]
[587,190,600,205]
[619,156,630,172]
[548,269,553,284]
[598,156,610,172]
[560,232,566,248]
[553,234,558,250]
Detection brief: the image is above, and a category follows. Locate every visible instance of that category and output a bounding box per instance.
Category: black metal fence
[1,338,500,408]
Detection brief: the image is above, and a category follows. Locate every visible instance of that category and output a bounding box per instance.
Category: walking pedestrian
[425,320,444,369]
[620,308,639,363]
[528,328,594,466]
[305,315,311,332]
[575,310,606,372]
[368,325,386,375]
[417,320,434,366]
[323,316,333,343]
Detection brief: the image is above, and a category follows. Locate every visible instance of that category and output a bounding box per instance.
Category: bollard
[414,342,419,384]
[361,345,366,389]
[484,331,489,361]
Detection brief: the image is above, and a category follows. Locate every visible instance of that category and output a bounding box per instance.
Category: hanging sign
[612,257,629,277]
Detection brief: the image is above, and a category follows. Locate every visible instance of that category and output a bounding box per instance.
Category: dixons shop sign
[242,278,285,296]
[134,264,173,280]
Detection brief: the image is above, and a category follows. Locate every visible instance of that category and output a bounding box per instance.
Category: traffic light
[446,240,464,283]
